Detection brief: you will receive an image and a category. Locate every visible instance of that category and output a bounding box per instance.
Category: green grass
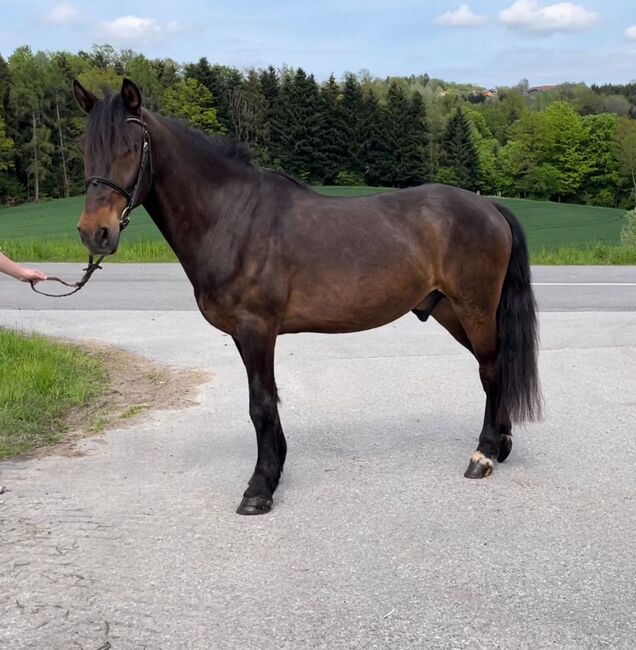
[0,189,631,264]
[531,242,636,265]
[0,329,107,459]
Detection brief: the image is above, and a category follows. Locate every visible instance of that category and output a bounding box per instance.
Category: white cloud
[45,3,80,25]
[434,4,487,28]
[499,1,599,33]
[626,25,636,41]
[96,16,185,46]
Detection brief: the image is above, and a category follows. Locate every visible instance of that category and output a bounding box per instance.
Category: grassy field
[0,188,633,263]
[0,329,107,459]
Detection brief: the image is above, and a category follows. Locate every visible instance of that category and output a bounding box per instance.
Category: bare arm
[0,252,47,284]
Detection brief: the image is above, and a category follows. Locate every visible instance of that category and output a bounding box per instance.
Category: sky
[1,1,635,86]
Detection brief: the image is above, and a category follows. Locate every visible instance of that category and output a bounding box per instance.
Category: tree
[543,102,589,201]
[125,54,164,111]
[464,106,501,195]
[580,114,620,206]
[0,116,15,172]
[318,75,346,184]
[8,47,53,202]
[185,59,242,134]
[339,73,366,179]
[616,117,636,208]
[439,108,480,191]
[230,70,268,157]
[162,79,224,135]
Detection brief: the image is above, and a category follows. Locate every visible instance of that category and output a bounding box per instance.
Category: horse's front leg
[235,320,284,515]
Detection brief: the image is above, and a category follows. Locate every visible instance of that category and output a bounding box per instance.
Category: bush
[0,174,26,204]
[621,209,636,246]
[334,170,366,186]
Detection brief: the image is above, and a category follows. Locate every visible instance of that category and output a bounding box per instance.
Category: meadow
[0,188,633,264]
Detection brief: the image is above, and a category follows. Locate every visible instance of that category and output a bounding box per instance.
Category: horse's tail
[493,203,542,424]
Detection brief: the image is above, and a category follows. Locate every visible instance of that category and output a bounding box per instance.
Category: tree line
[1,44,635,208]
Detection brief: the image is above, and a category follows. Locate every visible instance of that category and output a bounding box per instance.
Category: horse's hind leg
[234,321,285,515]
[417,297,511,464]
[448,301,508,478]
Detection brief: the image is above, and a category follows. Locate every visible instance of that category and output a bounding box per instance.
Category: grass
[0,188,632,264]
[0,329,107,459]
[531,242,636,265]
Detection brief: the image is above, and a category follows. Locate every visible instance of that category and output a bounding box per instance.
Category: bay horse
[73,79,541,515]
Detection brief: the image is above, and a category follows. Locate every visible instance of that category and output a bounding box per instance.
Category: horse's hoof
[464,451,494,479]
[498,434,513,463]
[236,496,273,515]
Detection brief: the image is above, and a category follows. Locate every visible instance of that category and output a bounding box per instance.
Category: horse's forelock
[84,93,138,160]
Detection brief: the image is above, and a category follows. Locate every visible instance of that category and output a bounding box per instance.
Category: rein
[30,116,152,298]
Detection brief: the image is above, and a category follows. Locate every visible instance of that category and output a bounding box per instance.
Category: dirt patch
[28,342,210,459]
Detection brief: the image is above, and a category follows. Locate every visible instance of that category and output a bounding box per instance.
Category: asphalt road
[2,263,636,311]
[0,265,635,649]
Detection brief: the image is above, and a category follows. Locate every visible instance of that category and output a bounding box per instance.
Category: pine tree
[364,89,391,186]
[376,81,429,187]
[318,75,346,184]
[440,108,480,191]
[257,66,280,166]
[339,74,366,178]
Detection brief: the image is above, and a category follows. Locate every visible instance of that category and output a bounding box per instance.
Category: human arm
[0,252,47,284]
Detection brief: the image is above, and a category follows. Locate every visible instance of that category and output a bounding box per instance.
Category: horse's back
[277,183,512,334]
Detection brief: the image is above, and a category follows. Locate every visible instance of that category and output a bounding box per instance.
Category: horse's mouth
[78,225,120,256]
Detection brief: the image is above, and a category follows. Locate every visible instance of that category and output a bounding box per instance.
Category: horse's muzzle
[77,224,120,256]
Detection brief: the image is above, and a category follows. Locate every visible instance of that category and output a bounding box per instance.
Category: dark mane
[86,93,310,191]
[85,92,255,169]
[161,116,255,167]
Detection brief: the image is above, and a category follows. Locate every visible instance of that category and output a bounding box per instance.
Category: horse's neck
[142,119,250,281]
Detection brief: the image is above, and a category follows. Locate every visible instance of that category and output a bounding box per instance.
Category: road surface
[1,265,635,649]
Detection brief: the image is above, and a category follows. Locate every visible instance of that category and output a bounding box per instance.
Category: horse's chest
[196,295,238,336]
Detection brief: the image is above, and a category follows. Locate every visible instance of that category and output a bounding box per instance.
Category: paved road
[0,266,635,649]
[2,263,636,311]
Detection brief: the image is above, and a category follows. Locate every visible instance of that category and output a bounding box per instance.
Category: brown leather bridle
[31,117,152,298]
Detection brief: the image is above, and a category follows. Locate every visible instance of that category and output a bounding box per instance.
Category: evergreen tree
[0,55,10,120]
[257,66,280,166]
[318,75,346,184]
[440,108,480,191]
[268,68,324,181]
[372,82,429,187]
[339,73,366,178]
[185,59,242,135]
[362,89,389,186]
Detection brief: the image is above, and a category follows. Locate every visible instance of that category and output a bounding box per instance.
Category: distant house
[527,85,557,95]
[483,89,496,98]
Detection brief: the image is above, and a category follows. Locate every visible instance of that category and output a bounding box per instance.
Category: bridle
[85,116,153,232]
[31,116,153,298]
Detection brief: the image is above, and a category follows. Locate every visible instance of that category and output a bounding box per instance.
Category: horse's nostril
[97,227,109,246]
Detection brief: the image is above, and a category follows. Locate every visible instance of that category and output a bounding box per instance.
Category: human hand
[19,268,48,284]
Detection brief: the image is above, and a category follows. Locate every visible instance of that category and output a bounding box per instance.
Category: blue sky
[1,1,635,86]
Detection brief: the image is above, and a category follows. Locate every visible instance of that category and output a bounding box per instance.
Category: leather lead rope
[30,255,105,298]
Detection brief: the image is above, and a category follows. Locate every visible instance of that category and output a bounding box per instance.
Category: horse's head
[74,78,151,255]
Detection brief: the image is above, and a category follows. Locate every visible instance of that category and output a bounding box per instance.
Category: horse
[73,78,541,515]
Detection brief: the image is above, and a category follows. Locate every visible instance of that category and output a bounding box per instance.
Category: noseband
[85,116,153,231]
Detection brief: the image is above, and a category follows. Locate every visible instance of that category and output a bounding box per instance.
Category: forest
[1,44,636,209]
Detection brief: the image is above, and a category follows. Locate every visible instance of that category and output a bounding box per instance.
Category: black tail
[493,203,542,424]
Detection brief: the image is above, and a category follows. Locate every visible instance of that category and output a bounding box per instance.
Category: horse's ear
[73,80,97,114]
[121,79,143,115]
